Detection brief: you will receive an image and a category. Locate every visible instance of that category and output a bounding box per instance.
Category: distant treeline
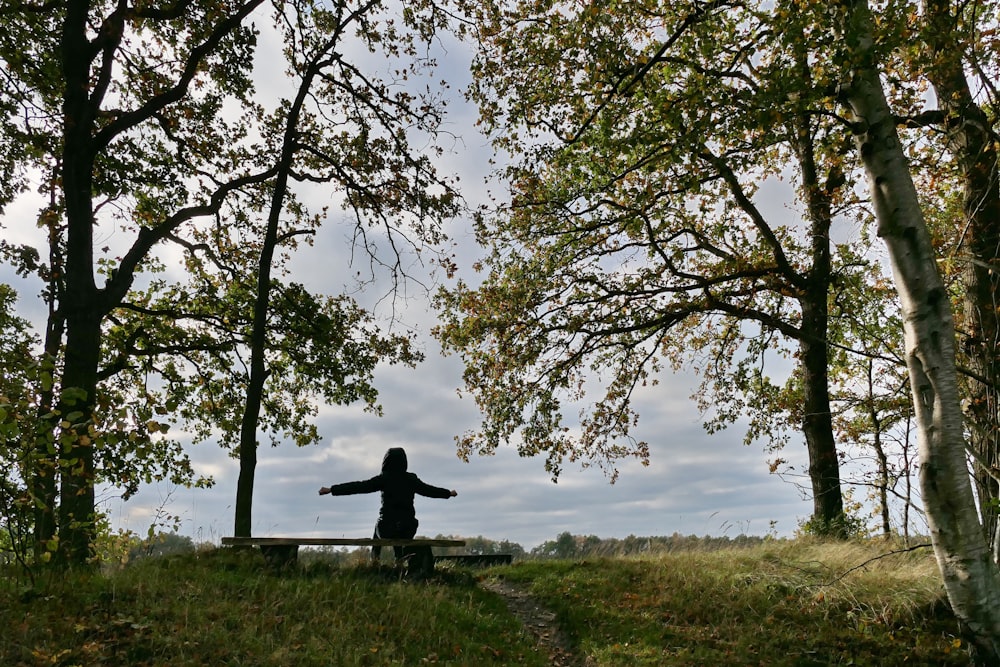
[119,531,781,565]
[434,531,774,561]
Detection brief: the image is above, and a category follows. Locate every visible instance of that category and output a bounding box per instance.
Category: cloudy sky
[3,7,838,551]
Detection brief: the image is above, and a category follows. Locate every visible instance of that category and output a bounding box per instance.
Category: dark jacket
[326,448,452,523]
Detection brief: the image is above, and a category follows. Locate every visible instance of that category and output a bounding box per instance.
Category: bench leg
[401,546,434,577]
[260,544,298,567]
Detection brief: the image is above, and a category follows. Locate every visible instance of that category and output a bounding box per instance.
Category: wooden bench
[220,537,466,574]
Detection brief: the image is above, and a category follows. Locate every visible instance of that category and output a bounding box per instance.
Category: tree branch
[102,165,279,309]
[568,0,742,144]
[798,543,934,589]
[93,0,265,152]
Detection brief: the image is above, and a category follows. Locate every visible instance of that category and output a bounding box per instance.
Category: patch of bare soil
[480,578,593,667]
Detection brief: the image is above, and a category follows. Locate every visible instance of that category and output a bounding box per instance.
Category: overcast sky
[2,7,841,551]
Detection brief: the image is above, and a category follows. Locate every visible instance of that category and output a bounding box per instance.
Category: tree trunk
[234,380,262,538]
[921,0,1000,559]
[232,171,280,538]
[56,312,102,566]
[234,37,331,537]
[55,0,102,567]
[799,302,846,535]
[792,105,846,536]
[837,0,1000,660]
[31,235,64,559]
[902,404,914,544]
[864,357,893,538]
[232,121,291,542]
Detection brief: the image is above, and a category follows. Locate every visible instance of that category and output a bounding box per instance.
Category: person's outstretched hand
[450,490,458,497]
[318,487,331,495]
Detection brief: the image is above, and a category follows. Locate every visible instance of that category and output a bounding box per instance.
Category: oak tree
[436,0,891,535]
[0,0,457,565]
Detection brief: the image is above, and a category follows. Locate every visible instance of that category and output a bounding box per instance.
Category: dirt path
[480,578,593,667]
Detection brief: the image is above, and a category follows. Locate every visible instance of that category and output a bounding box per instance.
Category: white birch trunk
[835,0,1000,660]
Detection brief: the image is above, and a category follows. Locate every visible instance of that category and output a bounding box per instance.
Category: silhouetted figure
[318,447,457,562]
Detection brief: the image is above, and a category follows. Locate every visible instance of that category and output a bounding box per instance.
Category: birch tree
[834,0,1000,659]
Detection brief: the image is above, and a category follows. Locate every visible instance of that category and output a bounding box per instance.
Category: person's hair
[381,447,408,473]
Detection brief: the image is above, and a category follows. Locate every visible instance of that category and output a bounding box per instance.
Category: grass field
[0,539,969,665]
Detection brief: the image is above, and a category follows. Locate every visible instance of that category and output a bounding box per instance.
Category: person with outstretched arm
[318,447,457,561]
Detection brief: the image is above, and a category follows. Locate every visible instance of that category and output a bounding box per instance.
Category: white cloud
[101,357,813,550]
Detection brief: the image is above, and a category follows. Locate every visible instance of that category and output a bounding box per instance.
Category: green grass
[0,539,969,666]
[495,539,966,666]
[1,549,544,666]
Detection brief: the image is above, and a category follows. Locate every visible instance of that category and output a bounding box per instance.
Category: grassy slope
[2,550,544,666]
[499,539,967,666]
[0,540,970,666]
